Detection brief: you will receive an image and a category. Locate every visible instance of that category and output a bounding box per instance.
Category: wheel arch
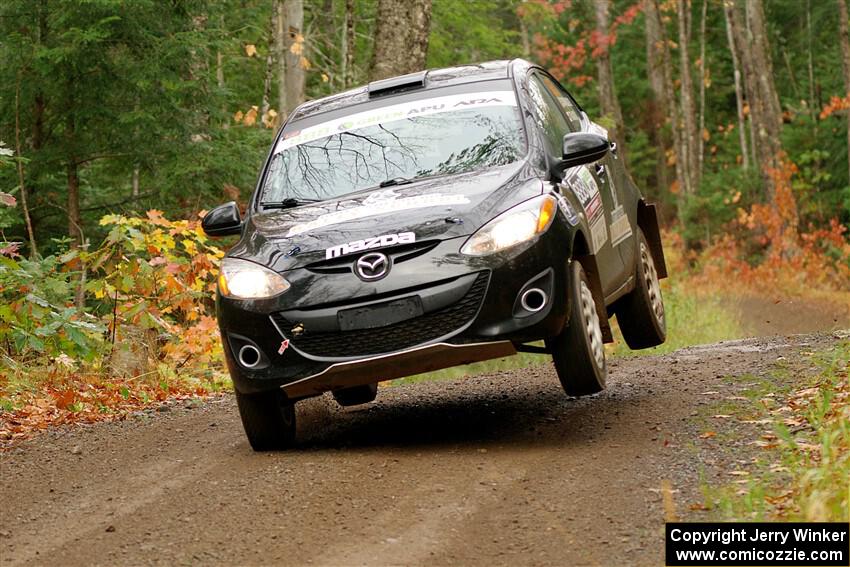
[570,230,614,343]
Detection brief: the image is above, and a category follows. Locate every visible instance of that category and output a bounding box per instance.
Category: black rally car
[202,59,668,450]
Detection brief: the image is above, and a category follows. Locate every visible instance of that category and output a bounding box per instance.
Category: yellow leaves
[244,43,257,57]
[300,56,311,70]
[234,106,260,127]
[289,33,304,55]
[321,73,329,83]
[262,109,278,129]
[243,106,258,126]
[99,214,126,226]
[702,128,710,142]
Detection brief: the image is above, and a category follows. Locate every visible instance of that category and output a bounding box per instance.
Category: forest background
[1,0,849,440]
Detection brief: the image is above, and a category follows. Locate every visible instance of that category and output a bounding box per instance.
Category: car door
[527,72,625,297]
[540,73,635,296]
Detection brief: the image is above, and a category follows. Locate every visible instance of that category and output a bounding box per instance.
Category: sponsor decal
[590,215,609,254]
[555,193,579,226]
[609,206,632,247]
[326,231,415,259]
[278,339,290,355]
[289,191,468,236]
[566,166,603,222]
[274,91,518,153]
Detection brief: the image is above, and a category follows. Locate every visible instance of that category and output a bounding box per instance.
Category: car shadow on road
[289,375,653,452]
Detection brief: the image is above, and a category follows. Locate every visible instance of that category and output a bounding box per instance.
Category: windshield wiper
[378,177,415,188]
[260,197,322,210]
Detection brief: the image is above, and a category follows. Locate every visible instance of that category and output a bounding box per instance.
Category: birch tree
[370,0,433,81]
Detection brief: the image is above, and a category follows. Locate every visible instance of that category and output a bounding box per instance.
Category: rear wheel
[617,229,666,349]
[235,389,296,451]
[545,261,607,397]
[332,383,378,407]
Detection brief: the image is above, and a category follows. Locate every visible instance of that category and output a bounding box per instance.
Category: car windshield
[260,90,525,204]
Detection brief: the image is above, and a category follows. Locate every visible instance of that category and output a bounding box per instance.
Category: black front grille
[271,271,489,358]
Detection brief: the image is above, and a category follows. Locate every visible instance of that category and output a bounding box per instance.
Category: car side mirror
[202,201,242,237]
[560,132,610,169]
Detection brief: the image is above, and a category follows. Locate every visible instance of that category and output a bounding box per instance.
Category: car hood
[229,160,544,272]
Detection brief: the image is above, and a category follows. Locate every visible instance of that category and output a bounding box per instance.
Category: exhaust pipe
[238,344,261,368]
[520,288,547,313]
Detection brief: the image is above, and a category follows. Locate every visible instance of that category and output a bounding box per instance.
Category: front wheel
[617,228,666,349]
[545,261,607,397]
[235,389,296,451]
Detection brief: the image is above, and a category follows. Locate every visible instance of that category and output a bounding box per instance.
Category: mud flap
[637,201,668,279]
[574,256,614,344]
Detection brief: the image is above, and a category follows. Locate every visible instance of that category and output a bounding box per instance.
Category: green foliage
[680,167,762,247]
[704,342,850,521]
[428,0,522,68]
[0,210,224,376]
[0,250,106,362]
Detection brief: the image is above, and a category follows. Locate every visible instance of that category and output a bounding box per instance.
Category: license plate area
[338,296,424,331]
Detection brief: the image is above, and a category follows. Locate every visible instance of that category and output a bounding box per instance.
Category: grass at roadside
[395,243,743,385]
[701,338,850,521]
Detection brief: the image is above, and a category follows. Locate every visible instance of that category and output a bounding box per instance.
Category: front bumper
[217,223,573,397]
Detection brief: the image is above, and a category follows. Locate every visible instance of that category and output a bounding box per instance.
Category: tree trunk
[280,0,305,115]
[275,0,287,116]
[67,160,82,245]
[14,73,38,258]
[676,0,699,196]
[345,0,355,87]
[728,0,784,199]
[697,0,707,178]
[644,0,670,193]
[593,0,627,164]
[520,16,531,59]
[261,8,276,121]
[738,0,784,196]
[131,167,140,198]
[370,0,433,81]
[646,0,687,200]
[722,0,750,170]
[837,0,850,184]
[806,0,816,121]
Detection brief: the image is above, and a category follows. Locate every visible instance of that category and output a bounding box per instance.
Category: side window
[526,74,571,156]
[539,75,583,133]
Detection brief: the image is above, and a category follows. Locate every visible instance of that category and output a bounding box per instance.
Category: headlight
[218,258,290,299]
[460,194,557,256]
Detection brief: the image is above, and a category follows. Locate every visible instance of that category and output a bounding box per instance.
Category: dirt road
[0,333,841,566]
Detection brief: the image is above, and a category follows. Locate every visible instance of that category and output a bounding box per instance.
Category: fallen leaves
[0,377,219,450]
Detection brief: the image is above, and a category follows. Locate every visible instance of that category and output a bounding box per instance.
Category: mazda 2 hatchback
[202,59,668,450]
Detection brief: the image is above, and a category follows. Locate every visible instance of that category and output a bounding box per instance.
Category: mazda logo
[355,252,389,281]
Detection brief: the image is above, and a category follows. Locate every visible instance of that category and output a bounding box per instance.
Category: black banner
[666,522,849,566]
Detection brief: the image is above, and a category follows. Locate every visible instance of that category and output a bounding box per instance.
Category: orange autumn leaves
[1,210,227,447]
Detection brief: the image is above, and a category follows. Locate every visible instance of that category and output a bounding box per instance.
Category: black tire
[617,228,666,349]
[234,389,296,451]
[545,261,607,397]
[332,383,378,407]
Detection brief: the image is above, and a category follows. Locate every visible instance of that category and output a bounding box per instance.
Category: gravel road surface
[0,333,839,566]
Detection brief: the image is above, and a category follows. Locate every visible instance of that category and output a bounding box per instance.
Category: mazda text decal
[275,91,518,153]
[326,232,415,259]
